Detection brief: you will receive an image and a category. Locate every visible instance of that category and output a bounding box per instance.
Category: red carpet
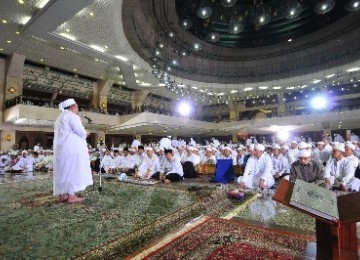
[129,216,314,259]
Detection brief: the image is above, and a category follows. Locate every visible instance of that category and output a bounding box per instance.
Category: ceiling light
[90,45,105,52]
[228,22,244,34]
[167,31,175,38]
[180,19,192,29]
[2,20,7,24]
[115,55,128,62]
[197,6,212,19]
[285,5,302,19]
[326,73,335,78]
[217,93,224,96]
[60,46,65,50]
[244,87,253,91]
[89,12,94,16]
[73,68,77,72]
[154,49,161,56]
[286,86,295,89]
[59,33,76,41]
[65,28,70,32]
[259,86,268,89]
[220,0,238,8]
[273,86,282,89]
[18,0,24,4]
[207,32,220,42]
[40,59,44,62]
[20,16,31,25]
[288,38,292,42]
[347,67,360,72]
[312,79,321,83]
[193,43,201,50]
[230,90,238,93]
[15,31,20,35]
[171,59,178,66]
[0,48,4,51]
[140,82,151,86]
[158,83,166,87]
[313,0,335,14]
[6,40,11,43]
[157,42,165,48]
[178,50,187,57]
[345,0,360,11]
[37,0,50,8]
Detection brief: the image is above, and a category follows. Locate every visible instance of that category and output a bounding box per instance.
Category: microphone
[82,115,93,123]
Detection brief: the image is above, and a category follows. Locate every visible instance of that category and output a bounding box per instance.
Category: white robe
[53,110,93,195]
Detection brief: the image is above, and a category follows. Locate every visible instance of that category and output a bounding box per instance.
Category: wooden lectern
[273,179,360,260]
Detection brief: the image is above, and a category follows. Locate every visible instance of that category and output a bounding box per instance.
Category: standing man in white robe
[53,98,93,203]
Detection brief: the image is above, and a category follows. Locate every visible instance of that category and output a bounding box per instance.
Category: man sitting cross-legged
[152,149,183,184]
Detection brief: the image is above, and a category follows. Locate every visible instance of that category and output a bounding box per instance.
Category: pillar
[346,129,351,141]
[4,53,26,101]
[92,79,114,112]
[1,130,16,151]
[132,90,149,112]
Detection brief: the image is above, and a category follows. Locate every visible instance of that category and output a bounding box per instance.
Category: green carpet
[0,177,247,259]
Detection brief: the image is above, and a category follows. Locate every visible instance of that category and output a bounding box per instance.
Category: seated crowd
[3,134,360,192]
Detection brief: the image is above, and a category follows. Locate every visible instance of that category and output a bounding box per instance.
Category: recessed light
[40,59,44,62]
[259,86,268,89]
[89,12,94,16]
[288,38,292,42]
[2,20,7,24]
[326,73,335,78]
[347,67,360,72]
[244,87,253,91]
[312,79,321,83]
[73,68,77,72]
[273,86,282,89]
[60,46,65,50]
[6,40,11,43]
[65,28,70,32]
[0,48,3,51]
[104,45,108,49]
[18,0,24,4]
[15,31,20,35]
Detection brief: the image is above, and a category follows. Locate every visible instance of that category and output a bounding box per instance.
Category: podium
[273,179,360,260]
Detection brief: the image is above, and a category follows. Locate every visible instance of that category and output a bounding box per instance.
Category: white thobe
[137,155,160,179]
[53,110,93,195]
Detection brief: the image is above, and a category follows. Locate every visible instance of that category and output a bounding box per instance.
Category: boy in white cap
[237,144,274,190]
[289,149,324,184]
[53,98,93,203]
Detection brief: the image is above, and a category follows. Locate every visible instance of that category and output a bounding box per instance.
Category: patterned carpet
[129,216,315,259]
[0,174,250,259]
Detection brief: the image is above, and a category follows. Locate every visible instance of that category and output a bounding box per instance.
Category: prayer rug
[129,216,315,259]
[117,178,161,185]
[1,177,250,259]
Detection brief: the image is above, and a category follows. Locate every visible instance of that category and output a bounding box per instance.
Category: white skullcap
[282,145,289,150]
[345,141,356,151]
[248,144,255,150]
[333,143,345,153]
[22,150,28,154]
[224,146,232,151]
[317,141,324,146]
[59,98,76,111]
[145,147,153,151]
[273,144,281,150]
[291,140,297,144]
[254,144,265,151]
[298,142,310,150]
[298,149,311,158]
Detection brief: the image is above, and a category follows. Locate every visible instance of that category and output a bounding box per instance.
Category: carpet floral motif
[137,216,311,259]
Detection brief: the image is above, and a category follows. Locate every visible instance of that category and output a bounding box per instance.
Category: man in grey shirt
[289,149,325,184]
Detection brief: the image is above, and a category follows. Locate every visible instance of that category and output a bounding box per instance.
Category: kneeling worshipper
[9,150,34,174]
[152,149,183,184]
[53,98,93,203]
[134,147,160,179]
[289,149,325,185]
[237,144,274,190]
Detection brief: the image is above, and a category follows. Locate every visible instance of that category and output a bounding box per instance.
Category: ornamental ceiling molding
[122,0,360,84]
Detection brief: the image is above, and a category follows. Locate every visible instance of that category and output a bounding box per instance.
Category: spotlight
[228,22,244,34]
[313,0,335,14]
[345,0,360,11]
[197,6,212,19]
[277,130,290,142]
[180,19,193,29]
[177,101,192,117]
[311,95,327,109]
[221,0,238,8]
[207,32,220,42]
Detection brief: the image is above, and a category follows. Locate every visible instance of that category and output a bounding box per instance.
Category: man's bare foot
[58,194,69,202]
[164,179,171,184]
[67,195,84,203]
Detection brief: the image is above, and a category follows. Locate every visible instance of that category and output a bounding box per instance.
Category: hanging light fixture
[228,22,244,34]
[180,18,193,29]
[285,1,303,19]
[207,32,221,42]
[220,0,238,8]
[313,0,335,14]
[345,0,360,11]
[197,6,213,19]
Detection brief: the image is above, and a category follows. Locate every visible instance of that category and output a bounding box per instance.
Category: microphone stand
[97,139,109,192]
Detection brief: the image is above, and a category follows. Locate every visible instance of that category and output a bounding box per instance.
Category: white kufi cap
[254,144,265,151]
[298,149,311,158]
[59,98,76,111]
